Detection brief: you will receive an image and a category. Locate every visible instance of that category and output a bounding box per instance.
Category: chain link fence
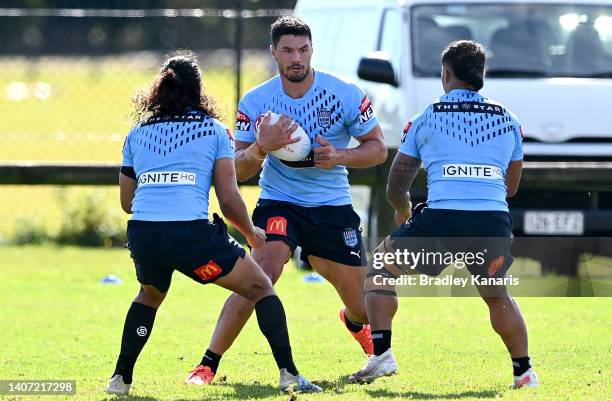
[0,4,291,244]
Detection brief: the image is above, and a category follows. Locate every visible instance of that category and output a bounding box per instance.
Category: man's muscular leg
[208,241,292,355]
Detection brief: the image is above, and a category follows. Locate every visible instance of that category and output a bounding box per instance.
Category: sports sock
[372,330,392,356]
[112,302,157,384]
[343,310,365,333]
[200,349,222,374]
[512,356,531,376]
[254,295,299,376]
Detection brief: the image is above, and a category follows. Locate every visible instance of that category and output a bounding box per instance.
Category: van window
[379,8,403,75]
[411,3,612,78]
[305,9,380,76]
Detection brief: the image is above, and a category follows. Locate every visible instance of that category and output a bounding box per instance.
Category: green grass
[0,56,268,241]
[0,245,610,401]
[0,57,268,162]
[0,185,261,240]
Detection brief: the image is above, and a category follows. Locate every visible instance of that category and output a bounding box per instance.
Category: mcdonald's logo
[487,255,505,277]
[266,216,287,236]
[194,260,222,281]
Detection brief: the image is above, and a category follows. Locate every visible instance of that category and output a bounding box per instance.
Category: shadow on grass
[366,388,502,399]
[213,381,282,400]
[100,381,279,401]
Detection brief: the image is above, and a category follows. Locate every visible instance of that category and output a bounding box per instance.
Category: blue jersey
[235,70,378,207]
[399,89,523,212]
[122,111,235,221]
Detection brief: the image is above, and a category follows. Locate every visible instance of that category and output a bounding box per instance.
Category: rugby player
[106,51,320,395]
[187,16,388,384]
[349,41,539,389]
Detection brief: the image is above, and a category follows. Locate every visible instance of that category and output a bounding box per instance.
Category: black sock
[343,310,365,333]
[200,349,222,374]
[372,330,392,356]
[254,295,299,376]
[512,356,531,376]
[112,302,157,384]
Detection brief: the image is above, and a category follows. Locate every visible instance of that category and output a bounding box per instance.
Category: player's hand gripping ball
[254,112,311,161]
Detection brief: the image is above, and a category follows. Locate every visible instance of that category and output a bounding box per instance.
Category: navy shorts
[252,199,365,266]
[389,207,514,278]
[127,214,246,293]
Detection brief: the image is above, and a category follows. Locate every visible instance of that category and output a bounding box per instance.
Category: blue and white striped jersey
[122,111,234,221]
[400,89,523,212]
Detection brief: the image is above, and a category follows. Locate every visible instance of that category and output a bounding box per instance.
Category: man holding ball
[185,16,387,385]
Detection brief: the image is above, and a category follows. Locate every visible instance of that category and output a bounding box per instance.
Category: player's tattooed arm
[386,152,422,221]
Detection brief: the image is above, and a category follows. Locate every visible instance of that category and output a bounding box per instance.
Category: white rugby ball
[254,112,311,162]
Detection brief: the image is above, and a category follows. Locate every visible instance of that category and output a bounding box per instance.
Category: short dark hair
[270,16,312,48]
[133,50,219,122]
[441,40,486,91]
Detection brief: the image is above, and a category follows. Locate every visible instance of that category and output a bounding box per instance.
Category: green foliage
[55,189,126,247]
[11,215,51,245]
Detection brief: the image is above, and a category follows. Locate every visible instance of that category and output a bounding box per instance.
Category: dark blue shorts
[389,207,514,278]
[252,199,365,266]
[127,214,246,293]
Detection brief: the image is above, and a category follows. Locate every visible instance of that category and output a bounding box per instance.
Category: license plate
[524,211,584,235]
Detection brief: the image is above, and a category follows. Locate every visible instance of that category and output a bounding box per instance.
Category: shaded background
[0,0,295,245]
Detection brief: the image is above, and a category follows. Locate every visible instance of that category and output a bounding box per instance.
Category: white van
[295,0,612,157]
[294,0,612,271]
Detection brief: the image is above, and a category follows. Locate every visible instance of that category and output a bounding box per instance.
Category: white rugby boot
[348,348,398,384]
[106,374,131,395]
[511,368,540,389]
[279,368,323,393]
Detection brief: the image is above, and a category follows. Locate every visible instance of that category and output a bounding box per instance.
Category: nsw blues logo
[343,228,359,248]
[317,108,331,128]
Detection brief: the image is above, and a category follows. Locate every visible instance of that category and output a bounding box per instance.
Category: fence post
[234,0,245,108]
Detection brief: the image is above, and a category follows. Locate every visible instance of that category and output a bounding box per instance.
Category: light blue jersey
[399,89,523,212]
[235,70,378,207]
[122,111,234,221]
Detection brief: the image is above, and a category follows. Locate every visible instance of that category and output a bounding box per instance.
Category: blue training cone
[100,274,123,285]
[303,272,324,283]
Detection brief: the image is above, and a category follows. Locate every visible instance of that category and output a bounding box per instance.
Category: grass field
[0,56,268,162]
[0,185,261,241]
[0,245,610,401]
[0,56,268,241]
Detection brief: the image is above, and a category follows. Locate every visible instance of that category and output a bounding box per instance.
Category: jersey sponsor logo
[142,112,205,127]
[487,255,505,277]
[235,110,251,131]
[358,95,374,124]
[442,164,503,179]
[266,216,288,236]
[193,260,222,281]
[343,228,359,248]
[317,108,332,128]
[401,121,413,143]
[433,102,505,116]
[138,171,196,186]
